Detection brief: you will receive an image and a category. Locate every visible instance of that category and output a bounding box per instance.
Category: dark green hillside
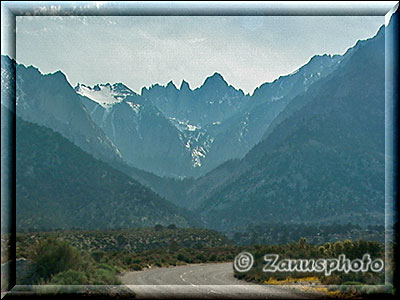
[16,116,196,231]
[197,27,385,231]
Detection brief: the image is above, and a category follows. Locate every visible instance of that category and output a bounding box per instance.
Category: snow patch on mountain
[127,101,141,113]
[192,147,206,167]
[168,117,216,167]
[238,113,250,143]
[168,117,201,132]
[75,83,136,108]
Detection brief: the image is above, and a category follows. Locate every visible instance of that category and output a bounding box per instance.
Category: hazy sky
[15,16,384,95]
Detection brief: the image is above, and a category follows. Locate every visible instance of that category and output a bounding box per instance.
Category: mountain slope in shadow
[195,26,385,231]
[15,110,197,231]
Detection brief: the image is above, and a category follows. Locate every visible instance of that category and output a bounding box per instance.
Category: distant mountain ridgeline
[192,26,385,231]
[1,22,387,233]
[0,45,347,231]
[1,41,345,179]
[74,55,343,178]
[76,83,193,178]
[1,58,122,166]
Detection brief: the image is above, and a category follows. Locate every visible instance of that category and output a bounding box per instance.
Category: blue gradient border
[1,1,398,298]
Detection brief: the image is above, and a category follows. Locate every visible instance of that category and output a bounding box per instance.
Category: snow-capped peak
[75,82,136,108]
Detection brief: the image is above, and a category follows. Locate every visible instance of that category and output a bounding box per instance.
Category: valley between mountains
[1,24,386,236]
[1,12,396,297]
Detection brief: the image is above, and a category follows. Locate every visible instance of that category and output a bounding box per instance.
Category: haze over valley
[1,8,397,296]
[2,15,390,235]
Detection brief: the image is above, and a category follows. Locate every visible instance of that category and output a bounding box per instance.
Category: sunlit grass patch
[264,276,320,285]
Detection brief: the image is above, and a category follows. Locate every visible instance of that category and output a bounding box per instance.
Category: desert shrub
[122,255,133,265]
[132,264,142,271]
[90,267,120,285]
[91,251,105,263]
[321,274,342,285]
[48,270,88,285]
[96,263,116,273]
[154,224,163,231]
[183,257,193,263]
[196,254,206,262]
[29,238,82,281]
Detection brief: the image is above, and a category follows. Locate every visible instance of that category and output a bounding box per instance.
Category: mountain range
[12,107,195,231]
[73,53,343,177]
[1,59,122,166]
[1,48,346,179]
[192,26,385,231]
[1,22,387,233]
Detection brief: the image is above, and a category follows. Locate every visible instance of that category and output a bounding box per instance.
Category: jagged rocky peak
[180,79,191,91]
[75,82,91,91]
[93,84,102,91]
[202,72,228,87]
[42,70,68,81]
[140,86,149,96]
[166,80,178,91]
[307,53,340,66]
[112,82,135,94]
